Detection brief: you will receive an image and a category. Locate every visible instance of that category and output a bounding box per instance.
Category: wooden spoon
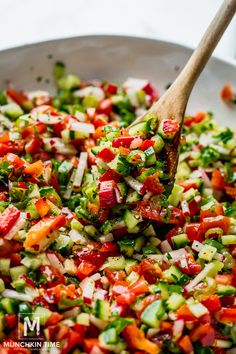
[129,0,236,184]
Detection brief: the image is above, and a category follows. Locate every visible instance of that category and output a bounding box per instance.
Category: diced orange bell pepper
[24,160,43,177]
[35,198,51,217]
[4,153,25,170]
[24,215,66,252]
[123,323,160,354]
[178,335,194,354]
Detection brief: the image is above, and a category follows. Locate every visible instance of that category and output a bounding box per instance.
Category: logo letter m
[23,316,40,337]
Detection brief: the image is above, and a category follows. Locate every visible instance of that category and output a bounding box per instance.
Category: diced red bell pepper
[211,169,226,190]
[99,180,118,208]
[93,114,108,128]
[123,323,160,354]
[104,268,125,284]
[112,136,140,148]
[112,280,129,296]
[144,172,165,194]
[6,87,30,107]
[76,260,96,280]
[61,327,85,354]
[139,259,162,284]
[225,186,236,198]
[0,205,20,237]
[200,205,224,220]
[99,241,119,252]
[185,223,204,242]
[142,82,159,102]
[184,112,206,127]
[4,153,25,170]
[218,307,236,322]
[35,199,50,217]
[97,148,115,162]
[190,323,215,347]
[96,98,112,115]
[201,295,221,313]
[116,291,136,305]
[188,199,200,217]
[140,140,155,151]
[175,254,201,276]
[0,132,10,143]
[202,215,230,234]
[178,335,194,354]
[24,160,43,178]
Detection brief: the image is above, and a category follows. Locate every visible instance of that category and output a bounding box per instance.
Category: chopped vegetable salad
[0,63,235,354]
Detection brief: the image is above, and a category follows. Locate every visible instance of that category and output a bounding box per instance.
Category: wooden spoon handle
[171,0,236,99]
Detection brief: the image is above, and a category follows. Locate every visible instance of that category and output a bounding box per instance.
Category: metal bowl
[0,35,235,127]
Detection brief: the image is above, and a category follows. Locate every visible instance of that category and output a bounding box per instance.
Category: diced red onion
[124,176,145,195]
[4,214,26,240]
[80,277,95,301]
[73,152,88,188]
[47,252,65,274]
[161,240,172,253]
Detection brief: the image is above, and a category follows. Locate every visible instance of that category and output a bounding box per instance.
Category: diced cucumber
[128,121,148,137]
[1,298,19,314]
[107,256,125,270]
[28,184,40,199]
[206,260,224,277]
[127,150,146,166]
[99,327,117,345]
[172,234,189,249]
[0,258,10,275]
[124,259,138,275]
[94,299,109,321]
[0,279,5,293]
[144,224,157,237]
[188,302,209,318]
[108,155,130,177]
[198,244,217,261]
[144,146,156,166]
[58,74,80,91]
[221,235,236,245]
[84,225,98,238]
[143,244,157,255]
[183,188,199,202]
[168,184,184,207]
[32,306,52,325]
[163,265,184,284]
[117,182,128,198]
[118,239,135,257]
[217,284,236,295]
[54,234,73,256]
[124,210,140,232]
[151,134,165,153]
[126,190,142,204]
[10,265,27,281]
[141,300,164,327]
[156,281,169,300]
[166,292,185,311]
[176,162,191,182]
[203,239,223,252]
[76,312,90,326]
[134,236,146,252]
[1,103,24,119]
[71,218,84,231]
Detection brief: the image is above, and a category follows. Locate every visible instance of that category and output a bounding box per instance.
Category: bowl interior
[0,35,236,128]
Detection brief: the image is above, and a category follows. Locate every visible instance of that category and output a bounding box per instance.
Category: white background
[0,0,236,60]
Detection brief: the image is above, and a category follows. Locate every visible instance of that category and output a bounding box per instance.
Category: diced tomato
[185,223,203,242]
[140,140,154,151]
[93,126,104,140]
[221,84,234,102]
[6,87,31,107]
[129,276,149,295]
[175,254,202,276]
[188,199,200,217]
[76,260,96,280]
[218,307,236,322]
[100,242,119,252]
[144,172,165,194]
[9,253,22,266]
[21,122,46,138]
[190,323,215,347]
[201,295,221,313]
[177,304,197,322]
[97,148,115,162]
[202,215,230,234]
[4,153,25,170]
[4,314,18,328]
[123,323,160,354]
[24,160,43,178]
[184,112,206,127]
[96,98,112,115]
[35,198,50,217]
[211,169,226,190]
[0,205,20,237]
[99,180,118,208]
[116,291,136,305]
[104,268,125,284]
[61,327,85,354]
[162,119,180,137]
[25,136,42,156]
[112,281,129,296]
[142,82,159,102]
[105,83,118,95]
[83,339,101,353]
[139,259,162,284]
[112,136,140,148]
[178,335,194,354]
